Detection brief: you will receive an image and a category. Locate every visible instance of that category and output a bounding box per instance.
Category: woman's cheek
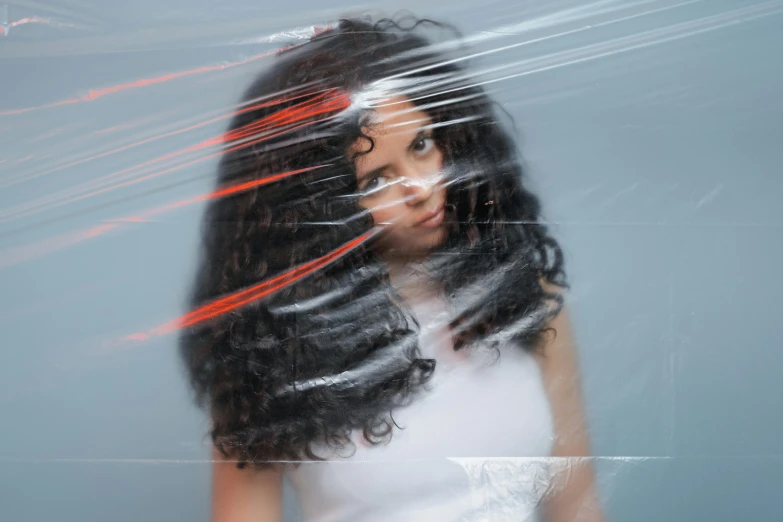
[366,194,402,226]
[372,206,397,226]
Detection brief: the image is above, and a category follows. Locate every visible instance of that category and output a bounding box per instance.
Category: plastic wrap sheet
[2,1,783,521]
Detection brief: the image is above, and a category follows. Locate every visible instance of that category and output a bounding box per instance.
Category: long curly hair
[179,15,567,469]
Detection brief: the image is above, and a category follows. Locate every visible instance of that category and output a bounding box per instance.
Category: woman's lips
[414,206,445,228]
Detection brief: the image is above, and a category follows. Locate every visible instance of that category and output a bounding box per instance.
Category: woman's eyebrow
[357,164,389,182]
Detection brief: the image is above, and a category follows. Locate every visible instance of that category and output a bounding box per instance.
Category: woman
[180,15,605,522]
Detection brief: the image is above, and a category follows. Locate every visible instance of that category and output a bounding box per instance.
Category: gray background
[1,0,782,520]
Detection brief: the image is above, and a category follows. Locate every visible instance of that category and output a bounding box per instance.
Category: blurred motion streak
[0,165,327,269]
[129,230,374,340]
[0,38,315,115]
[0,89,350,224]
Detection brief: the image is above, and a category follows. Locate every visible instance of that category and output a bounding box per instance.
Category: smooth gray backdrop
[1,0,781,520]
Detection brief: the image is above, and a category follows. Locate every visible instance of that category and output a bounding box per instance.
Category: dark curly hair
[179,15,567,469]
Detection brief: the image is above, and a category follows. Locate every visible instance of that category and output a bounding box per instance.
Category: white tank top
[285,271,555,522]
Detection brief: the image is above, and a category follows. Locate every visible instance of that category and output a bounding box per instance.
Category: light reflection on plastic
[0,89,350,223]
[0,44,311,116]
[0,165,327,269]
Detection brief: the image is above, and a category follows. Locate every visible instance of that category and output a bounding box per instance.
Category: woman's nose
[400,168,438,205]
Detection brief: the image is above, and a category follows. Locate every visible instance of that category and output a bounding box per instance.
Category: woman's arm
[212,446,283,522]
[535,304,606,522]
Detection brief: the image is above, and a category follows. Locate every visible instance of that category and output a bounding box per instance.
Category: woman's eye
[412,136,435,155]
[362,175,389,195]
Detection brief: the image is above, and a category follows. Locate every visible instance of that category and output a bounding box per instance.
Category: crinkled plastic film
[2,1,782,521]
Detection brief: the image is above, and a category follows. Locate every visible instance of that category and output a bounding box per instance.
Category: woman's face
[352,98,448,260]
